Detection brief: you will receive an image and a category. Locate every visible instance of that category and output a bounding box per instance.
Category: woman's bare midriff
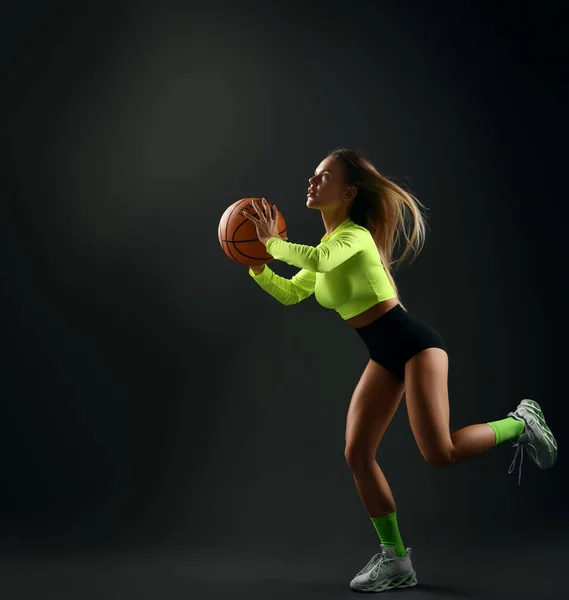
[346,298,401,328]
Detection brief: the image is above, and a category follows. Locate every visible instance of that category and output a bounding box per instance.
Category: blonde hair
[328,148,429,312]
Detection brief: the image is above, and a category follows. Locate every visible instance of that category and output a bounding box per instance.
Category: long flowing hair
[328,148,429,312]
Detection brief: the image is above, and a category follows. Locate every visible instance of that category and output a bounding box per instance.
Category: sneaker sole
[350,570,418,592]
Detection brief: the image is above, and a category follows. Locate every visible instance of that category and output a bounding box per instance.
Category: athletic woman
[243,148,557,593]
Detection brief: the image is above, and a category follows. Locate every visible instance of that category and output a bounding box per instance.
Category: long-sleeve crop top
[248,217,397,320]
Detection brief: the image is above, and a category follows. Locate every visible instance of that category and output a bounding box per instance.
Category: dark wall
[1,0,566,556]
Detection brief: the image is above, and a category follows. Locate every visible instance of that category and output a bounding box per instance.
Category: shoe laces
[508,437,537,485]
[356,552,382,577]
[369,551,393,580]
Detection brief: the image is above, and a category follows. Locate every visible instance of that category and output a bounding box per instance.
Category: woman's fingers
[252,199,268,219]
[241,199,274,220]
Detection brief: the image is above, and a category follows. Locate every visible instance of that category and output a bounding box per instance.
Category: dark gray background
[1,0,567,598]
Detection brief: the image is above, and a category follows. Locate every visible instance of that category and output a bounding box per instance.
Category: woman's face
[307,157,355,210]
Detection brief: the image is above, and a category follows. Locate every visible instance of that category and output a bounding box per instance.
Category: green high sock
[370,511,406,557]
[486,416,525,446]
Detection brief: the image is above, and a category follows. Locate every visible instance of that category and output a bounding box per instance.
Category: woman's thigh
[345,359,406,462]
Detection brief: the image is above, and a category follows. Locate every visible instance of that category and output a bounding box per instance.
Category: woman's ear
[344,185,358,201]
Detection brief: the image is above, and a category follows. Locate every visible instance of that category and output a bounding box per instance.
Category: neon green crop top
[248,217,397,320]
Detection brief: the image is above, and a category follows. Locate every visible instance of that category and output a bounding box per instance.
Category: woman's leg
[404,348,522,466]
[345,359,406,552]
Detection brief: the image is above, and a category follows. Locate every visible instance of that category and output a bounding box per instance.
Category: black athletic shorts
[353,304,447,381]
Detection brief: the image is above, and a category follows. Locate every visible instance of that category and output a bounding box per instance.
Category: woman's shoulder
[346,220,373,238]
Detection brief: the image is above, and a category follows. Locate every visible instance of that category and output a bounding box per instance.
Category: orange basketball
[218,197,288,266]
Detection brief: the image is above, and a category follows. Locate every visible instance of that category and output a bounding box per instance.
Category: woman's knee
[422,445,457,467]
[344,444,377,470]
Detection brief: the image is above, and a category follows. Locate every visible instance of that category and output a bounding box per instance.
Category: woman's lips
[307,191,316,196]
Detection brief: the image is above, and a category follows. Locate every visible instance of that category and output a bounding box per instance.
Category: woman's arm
[249,264,316,305]
[265,228,365,272]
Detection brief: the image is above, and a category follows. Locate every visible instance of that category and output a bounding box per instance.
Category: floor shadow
[410,582,502,599]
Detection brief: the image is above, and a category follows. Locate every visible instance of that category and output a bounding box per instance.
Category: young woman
[243,148,557,593]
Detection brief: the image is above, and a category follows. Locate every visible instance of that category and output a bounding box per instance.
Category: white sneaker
[350,544,418,592]
[507,398,558,485]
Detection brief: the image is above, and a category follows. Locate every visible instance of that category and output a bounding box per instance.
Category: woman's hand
[240,198,286,246]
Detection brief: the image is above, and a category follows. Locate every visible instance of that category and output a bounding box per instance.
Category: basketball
[218,197,288,266]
